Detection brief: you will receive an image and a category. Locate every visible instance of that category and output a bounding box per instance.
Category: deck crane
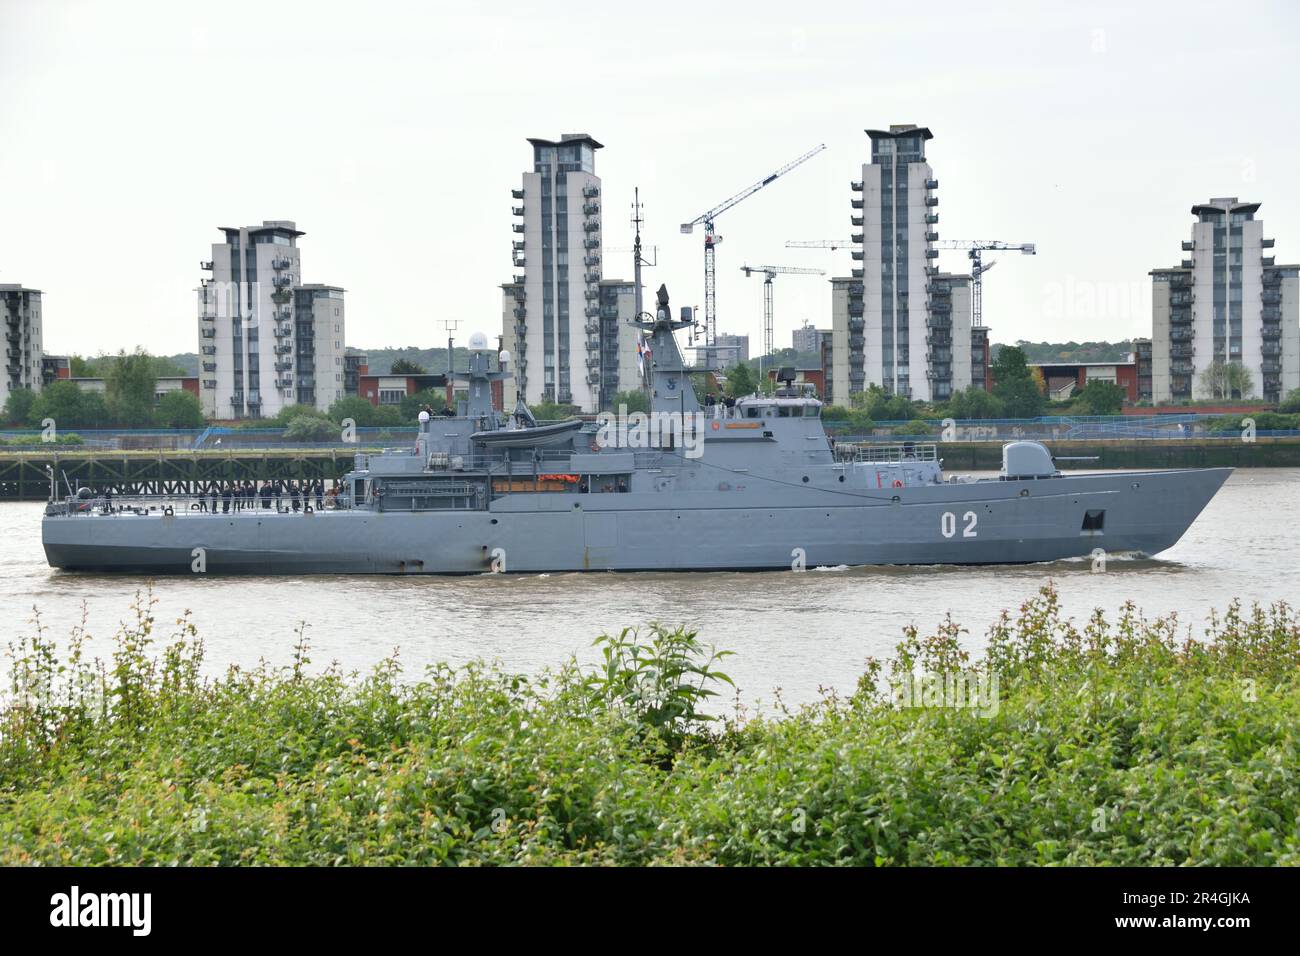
[785,238,1036,328]
[740,264,825,387]
[681,144,826,349]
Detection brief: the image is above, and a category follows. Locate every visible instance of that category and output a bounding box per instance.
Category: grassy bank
[3,586,1298,865]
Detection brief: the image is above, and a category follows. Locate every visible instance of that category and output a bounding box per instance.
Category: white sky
[3,0,1298,359]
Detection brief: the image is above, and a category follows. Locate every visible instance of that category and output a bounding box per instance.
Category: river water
[2,469,1297,707]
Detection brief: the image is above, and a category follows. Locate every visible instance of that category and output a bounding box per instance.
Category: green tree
[327,395,384,426]
[399,388,448,423]
[1199,360,1254,400]
[724,362,757,398]
[27,381,111,428]
[991,345,1045,418]
[609,389,649,414]
[1072,379,1126,416]
[153,389,205,428]
[1278,388,1300,414]
[391,359,427,375]
[103,349,158,426]
[2,388,37,425]
[283,415,339,441]
[945,386,1004,420]
[528,401,581,421]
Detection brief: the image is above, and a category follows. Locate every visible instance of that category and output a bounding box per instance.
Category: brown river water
[2,469,1297,707]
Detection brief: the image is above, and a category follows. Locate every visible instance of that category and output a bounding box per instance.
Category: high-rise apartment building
[197,221,344,419]
[792,321,824,354]
[1150,198,1300,403]
[1,285,43,408]
[829,269,973,407]
[506,134,605,411]
[848,125,941,400]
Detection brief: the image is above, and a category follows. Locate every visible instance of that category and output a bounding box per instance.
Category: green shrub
[3,585,1298,865]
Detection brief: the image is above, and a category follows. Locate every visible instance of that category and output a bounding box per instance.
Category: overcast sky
[3,0,1298,360]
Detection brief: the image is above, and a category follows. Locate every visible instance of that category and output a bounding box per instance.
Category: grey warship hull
[43,466,1229,574]
[40,286,1231,576]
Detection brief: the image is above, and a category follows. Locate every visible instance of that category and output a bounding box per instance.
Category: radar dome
[498,349,512,365]
[468,331,490,351]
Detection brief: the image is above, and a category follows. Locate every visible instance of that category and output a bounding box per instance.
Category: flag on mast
[636,334,652,376]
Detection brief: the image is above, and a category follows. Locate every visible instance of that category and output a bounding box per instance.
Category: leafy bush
[283,415,338,441]
[1278,389,1300,415]
[3,585,1298,865]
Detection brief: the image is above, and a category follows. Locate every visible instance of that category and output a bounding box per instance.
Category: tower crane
[785,238,1036,328]
[933,240,1035,328]
[740,264,825,386]
[681,144,826,350]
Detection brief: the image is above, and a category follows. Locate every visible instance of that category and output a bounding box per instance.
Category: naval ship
[43,287,1229,575]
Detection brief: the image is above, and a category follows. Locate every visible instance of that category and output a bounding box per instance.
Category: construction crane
[740,264,825,387]
[934,240,1035,328]
[785,238,1036,327]
[681,144,826,350]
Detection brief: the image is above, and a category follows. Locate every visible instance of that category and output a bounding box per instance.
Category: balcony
[514,307,526,320]
[851,250,864,261]
[925,197,938,207]
[201,345,216,356]
[925,179,938,189]
[1262,291,1281,304]
[585,290,599,301]
[272,257,292,270]
[848,302,863,316]
[275,344,293,355]
[275,378,294,389]
[851,268,863,279]
[925,231,939,242]
[202,362,217,372]
[1262,342,1282,356]
[851,199,864,210]
[1181,259,1194,269]
[584,255,601,267]
[1169,327,1193,341]
[200,260,214,271]
[272,274,292,288]
[202,328,217,338]
[851,216,863,227]
[851,233,864,243]
[850,181,863,192]
[585,271,600,283]
[1262,238,1275,248]
[585,322,600,335]
[1181,241,1194,251]
[1262,256,1275,267]
[583,186,599,198]
[1169,344,1194,358]
[274,327,291,338]
[514,257,526,268]
[583,238,599,249]
[514,323,527,340]
[583,202,600,216]
[230,395,244,406]
[1170,360,1194,375]
[512,188,524,199]
[512,223,524,233]
[585,306,600,318]
[512,206,524,217]
[583,221,600,232]
[849,335,865,349]
[1169,292,1193,305]
[200,311,216,322]
[925,249,939,259]
[512,241,525,251]
[1263,361,1282,375]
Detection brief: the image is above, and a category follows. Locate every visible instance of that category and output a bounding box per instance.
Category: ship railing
[47,492,347,516]
[833,442,938,464]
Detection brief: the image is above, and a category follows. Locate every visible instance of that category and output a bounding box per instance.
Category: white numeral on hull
[941,511,978,538]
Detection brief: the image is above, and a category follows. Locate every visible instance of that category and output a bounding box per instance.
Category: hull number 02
[941,511,978,539]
